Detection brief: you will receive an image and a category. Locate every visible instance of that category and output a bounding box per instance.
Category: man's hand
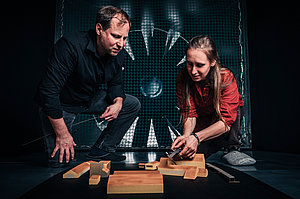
[100,97,123,121]
[48,117,76,163]
[51,132,76,163]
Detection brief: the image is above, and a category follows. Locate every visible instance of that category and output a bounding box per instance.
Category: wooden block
[107,171,163,194]
[173,154,205,169]
[90,162,103,176]
[197,168,208,177]
[114,170,160,175]
[145,161,160,170]
[100,161,110,177]
[183,166,198,180]
[138,163,146,169]
[158,157,169,167]
[63,161,96,179]
[101,167,110,178]
[101,160,111,170]
[89,175,101,185]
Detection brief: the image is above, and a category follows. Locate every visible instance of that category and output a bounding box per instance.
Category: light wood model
[107,170,163,194]
[142,154,208,180]
[63,161,97,179]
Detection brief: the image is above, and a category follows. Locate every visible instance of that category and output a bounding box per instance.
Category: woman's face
[186,48,215,82]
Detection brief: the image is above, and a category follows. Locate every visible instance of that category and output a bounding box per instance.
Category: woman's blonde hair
[181,35,229,129]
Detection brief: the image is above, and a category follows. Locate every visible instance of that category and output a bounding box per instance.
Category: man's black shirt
[36,30,126,119]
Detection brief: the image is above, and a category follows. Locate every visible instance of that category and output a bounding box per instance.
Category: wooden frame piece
[63,161,96,179]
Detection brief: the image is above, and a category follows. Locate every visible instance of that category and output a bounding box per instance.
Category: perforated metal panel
[55,0,251,149]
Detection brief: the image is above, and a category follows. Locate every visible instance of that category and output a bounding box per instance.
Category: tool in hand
[165,148,182,165]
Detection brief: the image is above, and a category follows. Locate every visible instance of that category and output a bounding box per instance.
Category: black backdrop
[0,0,299,157]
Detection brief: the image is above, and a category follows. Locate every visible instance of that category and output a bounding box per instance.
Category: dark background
[0,1,299,157]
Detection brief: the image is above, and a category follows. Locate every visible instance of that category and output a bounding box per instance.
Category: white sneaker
[222,150,256,166]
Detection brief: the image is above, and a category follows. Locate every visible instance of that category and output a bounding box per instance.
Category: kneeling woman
[172,35,245,160]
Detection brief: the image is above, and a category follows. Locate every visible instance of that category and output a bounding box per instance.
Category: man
[36,6,140,167]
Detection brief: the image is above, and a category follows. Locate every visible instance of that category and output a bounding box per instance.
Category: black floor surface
[0,151,299,199]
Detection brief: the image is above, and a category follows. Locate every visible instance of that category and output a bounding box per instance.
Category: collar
[86,29,116,62]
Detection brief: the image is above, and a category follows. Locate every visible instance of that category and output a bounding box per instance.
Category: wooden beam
[63,161,96,179]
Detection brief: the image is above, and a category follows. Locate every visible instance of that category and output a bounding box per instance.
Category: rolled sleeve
[220,73,240,127]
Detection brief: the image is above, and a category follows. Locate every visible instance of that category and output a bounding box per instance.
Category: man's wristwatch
[191,132,200,146]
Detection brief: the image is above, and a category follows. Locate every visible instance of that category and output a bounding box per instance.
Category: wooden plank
[89,175,100,185]
[107,171,163,194]
[63,161,96,179]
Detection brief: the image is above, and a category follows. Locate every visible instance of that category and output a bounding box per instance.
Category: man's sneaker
[86,147,126,161]
[222,150,256,166]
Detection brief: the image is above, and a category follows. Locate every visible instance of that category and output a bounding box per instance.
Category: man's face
[96,15,130,56]
[186,49,215,82]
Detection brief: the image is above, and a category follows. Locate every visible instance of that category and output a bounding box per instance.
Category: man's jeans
[39,92,140,161]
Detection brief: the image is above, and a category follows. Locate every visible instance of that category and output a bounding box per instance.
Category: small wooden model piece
[138,162,146,169]
[145,161,160,170]
[107,170,163,194]
[63,161,96,179]
[157,154,208,179]
[88,161,111,185]
[139,154,208,180]
[183,166,198,180]
[89,175,101,185]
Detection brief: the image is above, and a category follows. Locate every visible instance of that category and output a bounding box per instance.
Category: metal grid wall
[55,0,251,150]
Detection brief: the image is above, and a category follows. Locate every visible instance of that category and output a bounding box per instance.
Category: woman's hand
[171,135,198,159]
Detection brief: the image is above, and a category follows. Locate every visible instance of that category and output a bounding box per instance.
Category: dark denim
[39,91,140,161]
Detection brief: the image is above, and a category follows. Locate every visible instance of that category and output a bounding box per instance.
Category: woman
[171,35,254,165]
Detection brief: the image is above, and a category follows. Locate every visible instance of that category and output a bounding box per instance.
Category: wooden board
[107,171,163,194]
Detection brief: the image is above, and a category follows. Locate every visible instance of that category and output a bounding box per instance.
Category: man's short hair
[96,6,131,30]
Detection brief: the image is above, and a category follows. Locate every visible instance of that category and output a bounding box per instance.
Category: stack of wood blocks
[139,154,208,180]
[62,160,111,185]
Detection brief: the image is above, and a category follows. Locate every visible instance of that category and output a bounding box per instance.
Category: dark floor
[0,150,299,199]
